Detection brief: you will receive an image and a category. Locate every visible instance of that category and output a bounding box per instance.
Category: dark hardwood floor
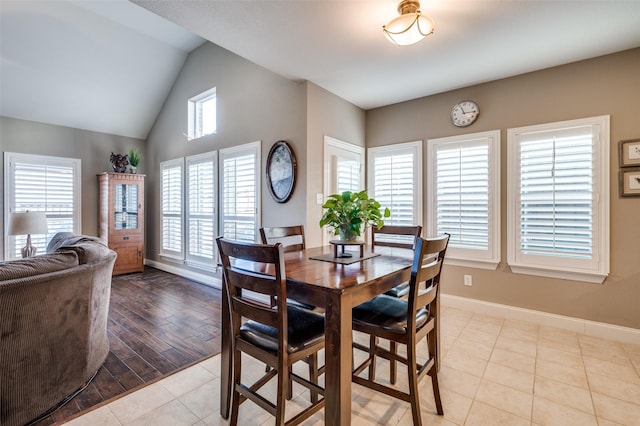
[32,267,222,425]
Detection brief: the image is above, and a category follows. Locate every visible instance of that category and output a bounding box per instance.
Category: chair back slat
[260,225,305,252]
[371,225,422,250]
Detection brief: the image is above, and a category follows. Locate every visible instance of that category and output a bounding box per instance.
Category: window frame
[4,152,81,260]
[506,115,610,283]
[426,130,501,270]
[367,140,422,227]
[188,87,217,140]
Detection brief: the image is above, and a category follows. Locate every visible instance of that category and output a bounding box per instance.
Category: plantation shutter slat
[336,158,360,194]
[161,160,183,255]
[518,127,594,259]
[187,154,217,262]
[222,148,258,242]
[435,145,490,250]
[373,152,415,227]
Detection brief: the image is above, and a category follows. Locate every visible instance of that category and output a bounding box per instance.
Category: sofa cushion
[0,251,79,281]
[46,233,110,265]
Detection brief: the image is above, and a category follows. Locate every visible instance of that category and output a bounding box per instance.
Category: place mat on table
[309,251,381,265]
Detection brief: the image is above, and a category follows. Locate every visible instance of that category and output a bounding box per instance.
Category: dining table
[219,244,416,426]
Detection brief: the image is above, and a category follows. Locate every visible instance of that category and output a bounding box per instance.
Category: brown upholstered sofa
[0,233,116,426]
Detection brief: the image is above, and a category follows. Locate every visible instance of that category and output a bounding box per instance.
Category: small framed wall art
[266,140,296,203]
[619,167,640,197]
[619,138,640,167]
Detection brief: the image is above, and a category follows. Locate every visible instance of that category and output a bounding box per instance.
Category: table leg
[324,291,353,425]
[220,279,231,419]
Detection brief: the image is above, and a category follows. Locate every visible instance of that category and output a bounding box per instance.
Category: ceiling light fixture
[383,0,434,46]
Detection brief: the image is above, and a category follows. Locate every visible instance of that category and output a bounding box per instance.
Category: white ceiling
[2,1,640,140]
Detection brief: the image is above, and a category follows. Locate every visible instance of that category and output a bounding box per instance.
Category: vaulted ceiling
[2,1,640,140]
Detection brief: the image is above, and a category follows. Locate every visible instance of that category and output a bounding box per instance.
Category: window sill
[508,263,607,284]
[444,258,500,270]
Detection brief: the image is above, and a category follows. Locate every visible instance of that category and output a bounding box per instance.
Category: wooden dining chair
[369,225,422,383]
[216,237,325,426]
[371,225,422,298]
[260,225,316,312]
[352,235,449,426]
[260,225,305,252]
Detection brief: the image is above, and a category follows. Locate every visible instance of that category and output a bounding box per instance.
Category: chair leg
[276,363,287,425]
[389,341,398,385]
[308,354,319,403]
[428,331,444,415]
[430,369,444,415]
[407,342,422,426]
[230,349,242,426]
[368,335,377,380]
[287,366,293,400]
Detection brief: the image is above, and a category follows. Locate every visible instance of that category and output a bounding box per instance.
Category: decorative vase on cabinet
[98,172,145,275]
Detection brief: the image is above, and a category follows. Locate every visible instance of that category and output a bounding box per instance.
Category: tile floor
[63,306,640,425]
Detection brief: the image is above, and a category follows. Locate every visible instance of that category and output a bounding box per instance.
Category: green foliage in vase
[319,190,390,240]
[127,148,141,167]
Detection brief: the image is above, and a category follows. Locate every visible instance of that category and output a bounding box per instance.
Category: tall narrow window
[427,131,501,269]
[186,152,217,266]
[507,116,609,283]
[160,158,184,258]
[368,141,422,228]
[220,142,260,242]
[4,153,81,260]
[188,88,217,140]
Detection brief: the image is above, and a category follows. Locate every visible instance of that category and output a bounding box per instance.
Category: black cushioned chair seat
[353,294,428,333]
[240,305,325,353]
[384,282,410,298]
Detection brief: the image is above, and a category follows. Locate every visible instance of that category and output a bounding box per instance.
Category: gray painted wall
[145,42,309,272]
[0,116,145,259]
[366,48,640,329]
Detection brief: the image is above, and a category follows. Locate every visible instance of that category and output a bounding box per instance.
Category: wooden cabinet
[98,172,145,275]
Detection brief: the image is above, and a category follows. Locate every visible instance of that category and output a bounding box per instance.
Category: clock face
[451,100,479,127]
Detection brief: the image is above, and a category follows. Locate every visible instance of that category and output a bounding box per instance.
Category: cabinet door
[112,242,143,274]
[113,183,140,231]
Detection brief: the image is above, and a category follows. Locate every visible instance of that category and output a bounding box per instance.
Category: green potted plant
[319,190,390,241]
[127,148,141,173]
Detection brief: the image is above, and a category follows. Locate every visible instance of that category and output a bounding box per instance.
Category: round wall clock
[451,100,479,127]
[266,140,296,203]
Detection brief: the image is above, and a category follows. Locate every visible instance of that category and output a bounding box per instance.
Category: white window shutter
[220,142,260,242]
[186,152,217,264]
[161,159,184,257]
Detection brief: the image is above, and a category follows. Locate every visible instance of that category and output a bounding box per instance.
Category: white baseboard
[441,294,640,346]
[144,259,222,290]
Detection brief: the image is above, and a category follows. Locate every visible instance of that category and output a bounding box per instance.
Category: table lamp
[8,211,48,257]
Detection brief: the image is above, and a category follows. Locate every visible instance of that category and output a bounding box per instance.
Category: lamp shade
[383,0,434,46]
[7,212,48,236]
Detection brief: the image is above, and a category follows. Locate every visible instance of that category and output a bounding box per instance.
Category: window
[186,152,218,266]
[161,153,218,268]
[368,141,422,228]
[507,116,610,283]
[4,152,81,259]
[427,130,501,269]
[188,88,217,140]
[220,142,260,242]
[323,137,364,245]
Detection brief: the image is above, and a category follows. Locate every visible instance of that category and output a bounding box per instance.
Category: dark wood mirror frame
[266,140,296,203]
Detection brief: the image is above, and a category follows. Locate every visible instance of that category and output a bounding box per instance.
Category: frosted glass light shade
[383,12,434,45]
